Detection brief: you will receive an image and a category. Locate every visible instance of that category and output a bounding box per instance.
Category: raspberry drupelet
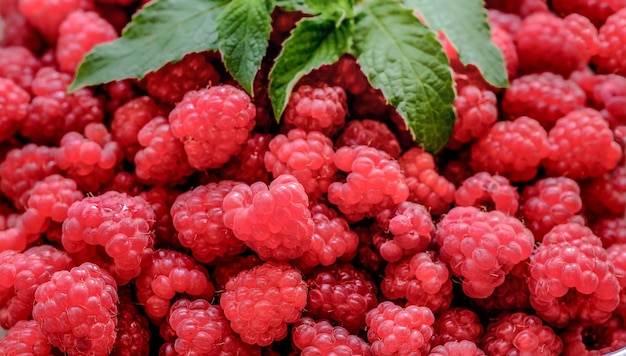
[32,262,119,356]
[220,262,308,346]
[432,308,484,347]
[0,78,30,142]
[448,85,498,148]
[481,312,563,356]
[0,319,52,355]
[292,317,372,356]
[454,172,519,215]
[0,46,41,91]
[168,84,256,170]
[335,119,402,158]
[283,84,348,136]
[471,261,532,314]
[436,206,535,299]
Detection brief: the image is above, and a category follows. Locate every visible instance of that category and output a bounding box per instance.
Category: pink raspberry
[520,177,584,241]
[283,84,347,136]
[485,0,549,18]
[111,290,151,356]
[168,84,256,170]
[448,85,498,147]
[436,206,535,298]
[305,262,377,333]
[62,191,155,284]
[381,251,453,314]
[593,9,626,75]
[529,223,620,328]
[561,315,626,355]
[222,174,314,261]
[32,262,118,356]
[0,78,29,141]
[0,46,41,91]
[264,128,337,198]
[143,52,221,105]
[222,133,272,184]
[220,262,307,346]
[432,308,483,348]
[454,172,519,215]
[399,147,456,215]
[592,217,626,247]
[488,10,522,35]
[542,108,622,179]
[102,79,139,115]
[138,186,180,250]
[18,0,93,42]
[0,0,44,52]
[471,261,532,314]
[336,119,402,158]
[481,312,563,356]
[607,244,626,320]
[212,254,262,291]
[292,318,372,356]
[0,319,52,355]
[328,146,409,222]
[502,72,586,129]
[582,166,626,219]
[429,340,486,356]
[366,301,435,356]
[552,0,625,27]
[470,116,550,182]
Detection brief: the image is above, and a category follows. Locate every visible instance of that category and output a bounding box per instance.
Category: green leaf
[352,0,455,153]
[69,0,229,92]
[404,0,508,88]
[305,0,355,19]
[217,0,273,95]
[269,16,353,120]
[275,0,312,12]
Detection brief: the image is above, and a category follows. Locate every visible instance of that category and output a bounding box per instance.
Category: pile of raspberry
[1,0,626,355]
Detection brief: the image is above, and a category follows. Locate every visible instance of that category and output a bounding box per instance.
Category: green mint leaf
[352,0,455,153]
[69,0,229,92]
[275,0,312,12]
[269,16,353,120]
[217,0,273,95]
[305,0,355,19]
[405,0,508,88]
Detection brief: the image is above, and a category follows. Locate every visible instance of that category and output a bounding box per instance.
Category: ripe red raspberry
[543,108,622,180]
[0,0,44,52]
[222,133,272,184]
[0,319,52,355]
[295,202,358,269]
[264,128,337,198]
[381,251,453,314]
[485,0,549,17]
[399,147,456,215]
[168,84,256,170]
[56,10,117,74]
[0,46,41,91]
[292,317,372,356]
[62,191,155,284]
[336,119,402,158]
[520,177,584,241]
[212,254,262,291]
[488,10,522,35]
[143,52,221,105]
[529,223,620,328]
[592,217,626,247]
[470,116,549,182]
[222,174,314,261]
[102,79,140,115]
[429,340,486,356]
[454,172,519,215]
[502,73,586,130]
[607,244,626,320]
[18,0,93,42]
[481,312,563,356]
[111,291,151,356]
[283,84,347,136]
[135,249,214,324]
[32,262,118,356]
[366,301,435,356]
[552,0,625,27]
[594,9,626,75]
[103,171,143,196]
[328,55,370,95]
[138,186,180,250]
[582,166,626,219]
[561,315,626,355]
[448,85,498,147]
[0,78,29,141]
[432,308,484,347]
[305,262,377,333]
[437,206,535,298]
[328,146,409,222]
[220,262,307,346]
[471,261,532,314]
[134,117,194,186]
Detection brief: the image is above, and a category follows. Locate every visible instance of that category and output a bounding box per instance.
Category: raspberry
[0,46,41,91]
[470,116,550,182]
[328,146,409,222]
[335,119,402,158]
[292,317,372,356]
[480,312,563,356]
[607,244,626,320]
[365,301,435,356]
[18,0,93,42]
[328,55,370,95]
[542,108,622,180]
[582,166,626,219]
[592,217,626,247]
[103,171,143,196]
[448,85,498,147]
[56,10,117,74]
[143,52,221,105]
[62,191,155,284]
[220,262,308,346]
[436,206,535,298]
[373,202,435,262]
[502,72,587,130]
[283,84,347,136]
[429,340,486,356]
[520,177,584,241]
[491,25,519,81]
[485,0,549,17]
[381,251,453,314]
[432,308,484,347]
[0,246,73,329]
[295,202,358,269]
[213,254,262,291]
[222,174,314,261]
[399,147,456,215]
[222,133,272,184]
[134,117,194,186]
[551,0,624,27]
[471,261,532,314]
[56,123,123,192]
[488,10,522,36]
[0,319,52,355]
[0,0,44,52]
[32,262,118,356]
[305,262,377,333]
[168,84,256,170]
[529,223,620,328]
[137,186,180,250]
[111,291,151,356]
[561,315,626,355]
[264,129,337,198]
[0,78,29,141]
[593,9,626,75]
[454,172,519,215]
